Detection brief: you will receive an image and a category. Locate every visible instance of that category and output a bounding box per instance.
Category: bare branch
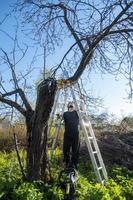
[66,2,133,84]
[0,95,26,116]
[58,3,85,54]
[68,49,94,83]
[2,88,33,112]
[0,48,19,89]
[52,42,79,76]
[13,133,27,180]
[109,29,133,35]
[2,89,20,98]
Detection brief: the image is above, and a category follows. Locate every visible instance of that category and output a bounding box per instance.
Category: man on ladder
[63,102,80,169]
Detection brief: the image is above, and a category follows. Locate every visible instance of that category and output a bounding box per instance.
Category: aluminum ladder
[48,89,60,136]
[51,89,68,149]
[70,84,108,184]
[48,88,68,149]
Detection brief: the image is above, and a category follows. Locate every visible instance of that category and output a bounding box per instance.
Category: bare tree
[0,0,133,181]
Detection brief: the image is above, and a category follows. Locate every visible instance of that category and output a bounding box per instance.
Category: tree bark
[26,78,57,181]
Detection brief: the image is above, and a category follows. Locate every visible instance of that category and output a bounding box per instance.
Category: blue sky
[89,72,133,117]
[0,0,133,119]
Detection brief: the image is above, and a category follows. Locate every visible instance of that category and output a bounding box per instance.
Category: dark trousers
[63,133,79,166]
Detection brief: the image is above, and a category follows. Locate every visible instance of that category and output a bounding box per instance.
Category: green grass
[0,149,133,200]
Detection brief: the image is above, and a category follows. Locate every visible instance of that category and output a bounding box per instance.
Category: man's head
[67,102,75,111]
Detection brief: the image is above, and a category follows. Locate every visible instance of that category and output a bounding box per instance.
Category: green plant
[0,150,133,200]
[12,182,43,200]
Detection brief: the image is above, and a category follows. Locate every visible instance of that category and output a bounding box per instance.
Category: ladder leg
[48,89,60,135]
[52,89,68,149]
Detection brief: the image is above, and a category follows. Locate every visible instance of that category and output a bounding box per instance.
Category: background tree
[0,0,133,181]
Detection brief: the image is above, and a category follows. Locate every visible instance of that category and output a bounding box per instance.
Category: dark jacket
[63,110,79,136]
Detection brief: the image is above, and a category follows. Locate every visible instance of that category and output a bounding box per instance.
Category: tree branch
[52,41,80,76]
[0,95,26,116]
[68,49,94,83]
[58,3,85,55]
[18,89,33,112]
[2,89,20,98]
[61,2,133,85]
[0,48,19,88]
[109,29,133,35]
[28,1,85,54]
[96,1,133,42]
[2,88,33,112]
[13,133,27,180]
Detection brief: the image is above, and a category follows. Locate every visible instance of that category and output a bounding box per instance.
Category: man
[63,102,80,168]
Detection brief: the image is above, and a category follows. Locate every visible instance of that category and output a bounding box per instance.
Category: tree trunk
[26,78,57,181]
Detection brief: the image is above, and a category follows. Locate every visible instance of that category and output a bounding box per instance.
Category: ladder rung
[80,111,86,114]
[101,180,105,186]
[88,136,93,140]
[83,122,90,127]
[98,166,102,170]
[93,151,97,154]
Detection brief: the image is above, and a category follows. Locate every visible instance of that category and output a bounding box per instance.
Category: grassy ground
[0,148,133,200]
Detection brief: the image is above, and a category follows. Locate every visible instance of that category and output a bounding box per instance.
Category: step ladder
[51,89,68,149]
[48,89,60,136]
[62,69,108,185]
